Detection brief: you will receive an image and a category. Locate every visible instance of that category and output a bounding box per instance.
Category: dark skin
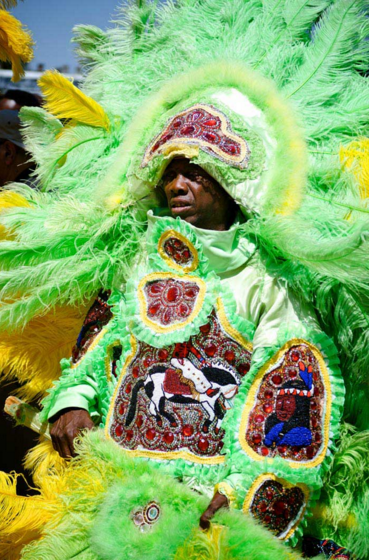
[50,157,234,524]
[0,140,33,187]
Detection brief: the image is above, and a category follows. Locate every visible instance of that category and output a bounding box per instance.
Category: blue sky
[11,0,125,73]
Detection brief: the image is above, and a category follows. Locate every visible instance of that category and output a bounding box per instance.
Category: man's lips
[170,200,193,215]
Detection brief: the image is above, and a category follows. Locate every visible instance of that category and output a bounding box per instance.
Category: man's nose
[168,173,189,195]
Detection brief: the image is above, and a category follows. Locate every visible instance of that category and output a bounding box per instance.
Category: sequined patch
[72,289,112,365]
[158,230,199,273]
[243,342,329,464]
[247,477,307,540]
[139,274,206,333]
[131,501,161,533]
[108,310,251,463]
[142,104,250,168]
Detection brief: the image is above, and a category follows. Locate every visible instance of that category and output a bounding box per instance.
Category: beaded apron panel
[240,340,331,467]
[107,310,252,464]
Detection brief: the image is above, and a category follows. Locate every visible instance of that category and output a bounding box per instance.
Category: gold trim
[142,103,250,167]
[215,297,253,352]
[157,229,199,273]
[104,340,122,383]
[243,473,309,541]
[138,272,206,334]
[105,335,225,465]
[70,327,108,369]
[238,338,332,469]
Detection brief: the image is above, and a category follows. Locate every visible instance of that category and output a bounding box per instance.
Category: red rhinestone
[149,284,163,295]
[173,239,182,248]
[143,357,151,368]
[179,303,189,317]
[115,425,123,437]
[163,432,174,444]
[198,437,209,451]
[182,424,194,437]
[313,372,319,381]
[292,447,301,456]
[146,428,156,440]
[161,132,174,143]
[180,124,196,135]
[225,350,235,363]
[261,447,269,456]
[126,429,134,442]
[132,366,139,378]
[185,288,197,299]
[291,351,300,362]
[252,433,262,445]
[166,286,180,302]
[258,501,268,512]
[148,304,160,316]
[238,363,250,375]
[315,433,321,444]
[264,390,274,399]
[272,374,282,385]
[263,404,273,414]
[255,414,265,424]
[266,489,274,500]
[118,403,124,415]
[200,323,211,334]
[306,446,315,459]
[311,417,318,428]
[125,383,132,394]
[174,252,182,262]
[182,250,190,260]
[203,132,217,143]
[152,141,161,152]
[158,349,169,361]
[173,119,182,129]
[311,400,317,410]
[264,514,271,524]
[314,387,320,396]
[274,500,287,516]
[205,344,217,357]
[165,243,174,255]
[224,143,238,155]
[203,118,218,127]
[136,415,143,428]
[277,445,287,454]
[289,370,297,378]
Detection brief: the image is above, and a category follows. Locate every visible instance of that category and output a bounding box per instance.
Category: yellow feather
[0,304,88,402]
[38,70,110,131]
[0,10,33,82]
[0,1,19,8]
[340,139,369,199]
[0,191,31,239]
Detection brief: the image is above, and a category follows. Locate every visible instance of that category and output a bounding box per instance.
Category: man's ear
[3,140,17,166]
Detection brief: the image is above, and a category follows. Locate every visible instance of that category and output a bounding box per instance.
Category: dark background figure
[0,110,36,188]
[0,89,41,111]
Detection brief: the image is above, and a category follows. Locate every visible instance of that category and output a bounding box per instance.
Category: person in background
[0,88,41,111]
[0,109,35,188]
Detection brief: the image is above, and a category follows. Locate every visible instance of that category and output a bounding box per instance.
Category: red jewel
[152,141,161,152]
[292,447,301,456]
[198,437,209,451]
[200,323,211,334]
[306,446,316,459]
[311,417,318,428]
[184,288,197,299]
[118,403,124,415]
[174,252,182,262]
[264,514,272,524]
[162,308,172,325]
[173,119,182,128]
[125,383,132,394]
[149,283,163,295]
[182,250,191,260]
[115,424,123,437]
[161,132,174,143]
[238,363,250,375]
[126,429,134,442]
[173,239,182,248]
[277,445,287,454]
[310,400,317,410]
[313,371,319,381]
[255,414,265,424]
[258,501,268,513]
[261,447,269,457]
[163,432,174,444]
[274,500,287,516]
[132,366,140,378]
[225,350,235,363]
[266,489,274,500]
[166,286,180,302]
[143,357,151,368]
[148,303,160,316]
[263,404,273,414]
[291,351,300,362]
[146,428,156,441]
[289,370,297,378]
[205,344,217,357]
[223,143,238,155]
[182,424,194,437]
[158,349,169,361]
[179,303,189,317]
[272,374,282,385]
[165,243,174,255]
[136,415,143,428]
[314,387,320,396]
[203,131,218,143]
[252,433,262,445]
[264,390,274,399]
[180,124,196,135]
[315,433,321,444]
[203,118,218,127]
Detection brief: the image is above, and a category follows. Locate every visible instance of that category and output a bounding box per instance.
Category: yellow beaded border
[157,229,199,273]
[238,338,332,469]
[138,271,206,334]
[243,473,309,541]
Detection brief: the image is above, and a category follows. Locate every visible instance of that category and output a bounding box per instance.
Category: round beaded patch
[158,230,199,273]
[131,501,161,533]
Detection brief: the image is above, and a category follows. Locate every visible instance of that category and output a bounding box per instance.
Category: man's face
[161,158,237,231]
[276,394,296,422]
